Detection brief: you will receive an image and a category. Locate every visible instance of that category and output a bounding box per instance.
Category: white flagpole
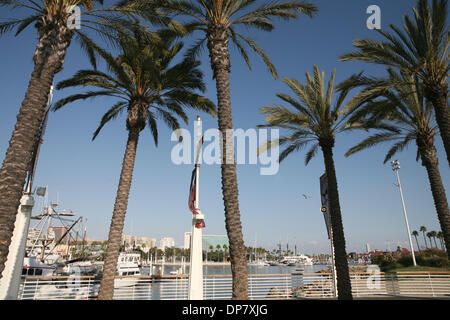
[188,116,204,300]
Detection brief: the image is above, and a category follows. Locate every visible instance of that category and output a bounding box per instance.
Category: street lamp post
[391,160,417,267]
[188,116,205,300]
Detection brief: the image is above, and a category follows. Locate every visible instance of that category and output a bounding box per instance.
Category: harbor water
[140,264,330,276]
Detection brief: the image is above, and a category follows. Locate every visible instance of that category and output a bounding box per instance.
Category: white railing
[202,274,292,300]
[297,272,450,298]
[17,272,450,300]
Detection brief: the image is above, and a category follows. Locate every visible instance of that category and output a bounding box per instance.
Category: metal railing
[17,272,450,300]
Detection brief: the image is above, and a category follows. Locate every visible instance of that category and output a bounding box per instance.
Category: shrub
[397,255,414,267]
[373,250,450,271]
[417,248,446,258]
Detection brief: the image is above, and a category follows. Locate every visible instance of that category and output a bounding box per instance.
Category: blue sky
[0,0,448,255]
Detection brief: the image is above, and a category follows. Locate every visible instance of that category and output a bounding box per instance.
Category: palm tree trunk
[0,25,73,279]
[98,127,140,300]
[425,84,450,166]
[320,142,352,300]
[207,26,248,300]
[413,235,420,252]
[419,142,450,259]
[422,232,428,249]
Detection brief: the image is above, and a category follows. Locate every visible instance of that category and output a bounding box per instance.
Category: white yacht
[117,252,141,276]
[248,260,270,267]
[280,255,313,266]
[114,252,142,289]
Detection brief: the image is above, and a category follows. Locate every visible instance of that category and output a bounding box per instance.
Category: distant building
[368,250,385,258]
[159,237,175,250]
[203,235,229,251]
[122,235,156,251]
[184,233,229,251]
[396,246,410,254]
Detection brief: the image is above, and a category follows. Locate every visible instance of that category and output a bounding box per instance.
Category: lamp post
[319,173,337,297]
[391,160,417,267]
[188,116,205,300]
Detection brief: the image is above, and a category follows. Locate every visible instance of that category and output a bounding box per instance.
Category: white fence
[17,272,450,300]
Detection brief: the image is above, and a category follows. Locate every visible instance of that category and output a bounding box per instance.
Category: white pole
[329,228,338,298]
[0,194,34,299]
[393,164,417,266]
[188,116,204,300]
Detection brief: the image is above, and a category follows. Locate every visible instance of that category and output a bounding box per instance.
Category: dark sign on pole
[320,173,331,239]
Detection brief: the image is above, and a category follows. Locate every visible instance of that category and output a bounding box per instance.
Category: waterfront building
[184,233,229,251]
[159,237,175,250]
[122,235,156,251]
[203,235,229,251]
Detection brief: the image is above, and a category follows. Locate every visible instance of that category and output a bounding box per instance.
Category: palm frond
[304,142,319,165]
[345,132,401,157]
[92,101,127,140]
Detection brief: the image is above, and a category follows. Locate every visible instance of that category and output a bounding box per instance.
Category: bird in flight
[301,194,311,199]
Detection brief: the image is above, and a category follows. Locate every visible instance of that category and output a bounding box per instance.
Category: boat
[117,251,141,276]
[279,255,313,266]
[248,260,270,267]
[114,252,142,288]
[22,256,56,277]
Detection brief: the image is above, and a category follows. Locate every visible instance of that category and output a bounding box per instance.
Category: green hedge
[373,249,449,271]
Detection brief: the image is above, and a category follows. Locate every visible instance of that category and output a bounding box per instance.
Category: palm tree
[0,0,168,279]
[145,0,319,300]
[437,231,445,250]
[223,244,228,262]
[412,231,421,251]
[257,65,363,300]
[430,231,439,248]
[426,232,434,248]
[344,70,450,258]
[54,26,216,299]
[420,226,429,248]
[340,0,450,166]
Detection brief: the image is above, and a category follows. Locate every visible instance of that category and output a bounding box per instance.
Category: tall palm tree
[223,244,228,261]
[412,230,421,251]
[257,65,365,300]
[53,26,216,299]
[144,0,319,299]
[437,231,445,250]
[426,232,434,247]
[344,70,450,259]
[430,231,439,248]
[0,0,168,279]
[420,226,429,248]
[340,0,450,166]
